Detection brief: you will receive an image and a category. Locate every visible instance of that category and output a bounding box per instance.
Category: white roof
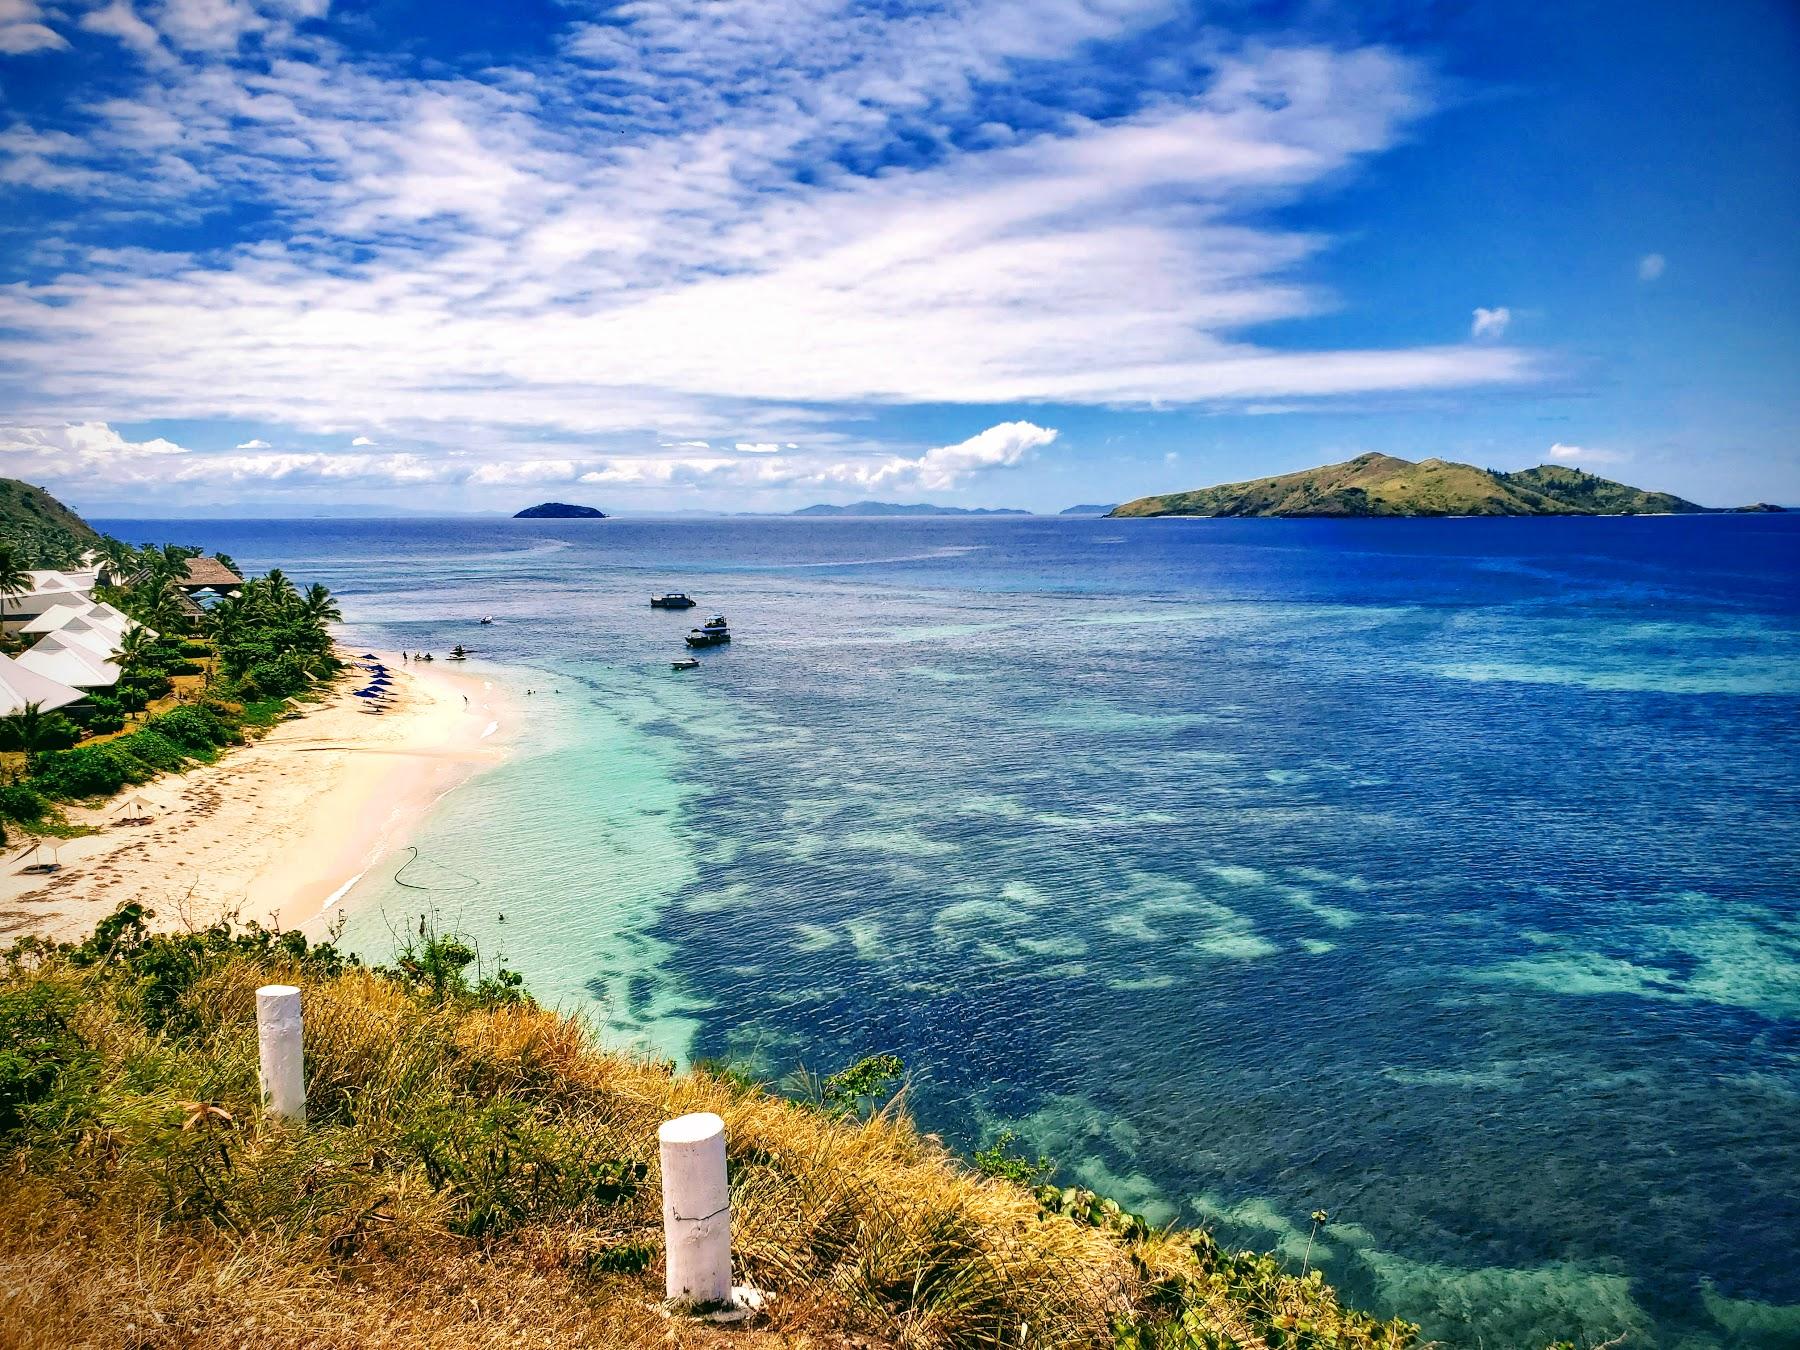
[2,572,95,618]
[22,601,131,639]
[0,653,84,715]
[47,616,120,654]
[16,631,120,688]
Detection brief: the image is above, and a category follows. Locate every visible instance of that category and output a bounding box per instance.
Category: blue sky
[0,0,1795,515]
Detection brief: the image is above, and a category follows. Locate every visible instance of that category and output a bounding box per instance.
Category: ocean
[97,513,1800,1349]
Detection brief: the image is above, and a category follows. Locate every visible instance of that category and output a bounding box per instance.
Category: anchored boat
[651,592,697,609]
[685,615,731,647]
[671,656,701,671]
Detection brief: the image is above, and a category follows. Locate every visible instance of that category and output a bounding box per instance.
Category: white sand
[0,655,508,944]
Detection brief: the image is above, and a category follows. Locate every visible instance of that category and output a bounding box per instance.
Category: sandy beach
[0,654,509,945]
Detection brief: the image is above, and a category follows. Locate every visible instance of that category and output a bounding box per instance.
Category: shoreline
[0,652,511,945]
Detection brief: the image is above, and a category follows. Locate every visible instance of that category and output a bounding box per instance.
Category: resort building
[175,556,243,597]
[15,629,122,690]
[1,569,98,632]
[0,653,84,716]
[20,599,138,642]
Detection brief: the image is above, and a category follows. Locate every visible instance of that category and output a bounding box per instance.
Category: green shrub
[0,784,47,823]
[114,730,188,774]
[145,706,231,751]
[30,745,140,799]
[0,981,88,1137]
[181,640,211,658]
[404,1098,647,1239]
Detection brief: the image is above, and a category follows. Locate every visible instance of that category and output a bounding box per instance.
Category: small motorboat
[670,656,701,671]
[448,644,468,661]
[479,616,495,625]
[651,592,697,609]
[685,615,731,647]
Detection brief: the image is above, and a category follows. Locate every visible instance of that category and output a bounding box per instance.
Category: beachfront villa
[0,652,84,715]
[0,566,147,704]
[0,568,102,631]
[16,630,123,690]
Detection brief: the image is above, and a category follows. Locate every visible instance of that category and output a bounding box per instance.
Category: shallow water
[100,514,1800,1349]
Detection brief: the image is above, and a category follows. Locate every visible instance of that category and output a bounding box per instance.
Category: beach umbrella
[352,689,379,698]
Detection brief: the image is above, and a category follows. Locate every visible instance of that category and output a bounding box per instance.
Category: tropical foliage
[0,478,98,568]
[2,536,343,822]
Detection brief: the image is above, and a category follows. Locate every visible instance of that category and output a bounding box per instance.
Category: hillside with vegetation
[0,478,99,566]
[1109,454,1711,518]
[0,909,1424,1349]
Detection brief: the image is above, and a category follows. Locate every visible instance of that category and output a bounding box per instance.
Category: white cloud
[0,8,1539,502]
[0,0,66,52]
[235,437,271,448]
[1470,306,1511,339]
[79,0,162,54]
[0,421,189,470]
[1547,442,1623,465]
[869,421,1058,490]
[1638,253,1666,281]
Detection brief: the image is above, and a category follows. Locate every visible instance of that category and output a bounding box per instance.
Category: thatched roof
[179,557,243,590]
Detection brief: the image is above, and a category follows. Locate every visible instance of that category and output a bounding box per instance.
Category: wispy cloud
[1548,442,1622,465]
[1638,253,1666,281]
[235,437,271,449]
[1471,306,1511,339]
[0,0,68,54]
[0,0,1537,502]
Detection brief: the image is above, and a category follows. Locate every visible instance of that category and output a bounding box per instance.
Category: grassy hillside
[1499,464,1702,514]
[0,477,99,566]
[1109,454,1707,518]
[0,908,1422,1349]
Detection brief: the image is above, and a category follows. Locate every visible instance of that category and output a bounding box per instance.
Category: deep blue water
[98,514,1800,1349]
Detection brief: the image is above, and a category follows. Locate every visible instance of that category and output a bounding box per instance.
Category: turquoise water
[101,515,1800,1348]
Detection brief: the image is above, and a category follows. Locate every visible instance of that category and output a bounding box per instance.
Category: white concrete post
[659,1111,732,1305]
[256,984,305,1124]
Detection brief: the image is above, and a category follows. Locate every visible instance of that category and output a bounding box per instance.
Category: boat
[670,656,701,671]
[479,616,494,625]
[684,615,731,647]
[448,644,468,661]
[651,592,697,609]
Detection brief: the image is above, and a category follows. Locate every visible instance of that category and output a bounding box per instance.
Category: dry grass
[0,923,1416,1350]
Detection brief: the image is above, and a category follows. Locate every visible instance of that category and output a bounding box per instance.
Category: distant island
[1109,454,1781,518]
[513,502,607,519]
[792,501,1031,517]
[1059,503,1117,516]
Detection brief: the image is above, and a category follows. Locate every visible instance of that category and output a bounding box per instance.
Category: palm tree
[125,578,187,635]
[0,547,32,621]
[298,583,342,627]
[261,568,299,609]
[93,535,139,585]
[0,701,74,774]
[115,625,156,679]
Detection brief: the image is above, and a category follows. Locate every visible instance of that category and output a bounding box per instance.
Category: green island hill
[0,477,101,566]
[513,502,607,519]
[1107,454,1780,518]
